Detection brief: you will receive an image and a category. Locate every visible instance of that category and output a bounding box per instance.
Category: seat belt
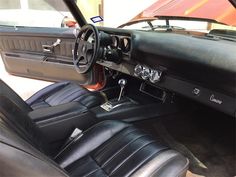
[58,128,83,155]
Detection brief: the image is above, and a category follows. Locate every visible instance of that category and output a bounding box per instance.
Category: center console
[91,79,181,122]
[28,101,97,142]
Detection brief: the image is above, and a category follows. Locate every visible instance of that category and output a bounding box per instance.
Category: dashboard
[96,27,236,117]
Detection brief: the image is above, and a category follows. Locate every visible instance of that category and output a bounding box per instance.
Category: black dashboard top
[131,31,236,95]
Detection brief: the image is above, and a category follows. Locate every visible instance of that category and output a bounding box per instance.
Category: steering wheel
[73,24,100,74]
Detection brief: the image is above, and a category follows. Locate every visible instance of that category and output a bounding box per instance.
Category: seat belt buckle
[70,128,83,140]
[62,128,83,149]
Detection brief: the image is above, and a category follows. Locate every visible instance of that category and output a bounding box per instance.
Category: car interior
[0,0,235,177]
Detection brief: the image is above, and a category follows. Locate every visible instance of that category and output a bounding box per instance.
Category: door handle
[42,39,61,54]
[42,46,53,53]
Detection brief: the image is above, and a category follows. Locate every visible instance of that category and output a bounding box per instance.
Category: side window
[0,0,76,28]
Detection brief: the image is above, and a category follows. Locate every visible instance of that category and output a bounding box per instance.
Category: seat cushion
[0,115,188,177]
[26,81,104,110]
[55,120,189,177]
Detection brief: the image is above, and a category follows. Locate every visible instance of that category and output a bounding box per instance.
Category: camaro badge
[210,94,223,105]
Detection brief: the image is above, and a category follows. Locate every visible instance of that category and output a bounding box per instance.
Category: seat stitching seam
[94,127,137,155]
[37,83,70,103]
[57,89,87,103]
[70,92,93,107]
[46,85,78,103]
[46,86,83,104]
[175,158,189,177]
[101,134,150,168]
[55,121,131,158]
[93,128,139,158]
[109,141,157,176]
[82,167,100,177]
[90,155,109,176]
[71,92,95,102]
[129,148,170,177]
[149,154,179,177]
[92,126,134,156]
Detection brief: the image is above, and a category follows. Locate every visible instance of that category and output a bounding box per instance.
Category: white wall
[103,0,156,27]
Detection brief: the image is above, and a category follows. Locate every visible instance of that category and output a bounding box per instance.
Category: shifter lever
[118,79,127,101]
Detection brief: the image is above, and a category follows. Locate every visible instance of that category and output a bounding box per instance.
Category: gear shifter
[118,79,127,101]
[100,78,136,111]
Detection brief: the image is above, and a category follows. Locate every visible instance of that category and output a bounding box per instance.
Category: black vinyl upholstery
[0,114,189,177]
[26,81,105,110]
[0,79,189,176]
[56,121,189,177]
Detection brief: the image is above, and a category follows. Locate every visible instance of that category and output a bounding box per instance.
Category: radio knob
[141,67,151,80]
[134,64,143,76]
[150,70,162,83]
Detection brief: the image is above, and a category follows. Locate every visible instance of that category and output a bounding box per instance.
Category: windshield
[0,0,73,28]
[76,0,236,32]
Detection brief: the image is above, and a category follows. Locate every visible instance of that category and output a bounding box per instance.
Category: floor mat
[135,109,235,177]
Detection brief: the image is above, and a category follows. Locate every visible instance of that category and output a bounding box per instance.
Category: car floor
[135,107,235,177]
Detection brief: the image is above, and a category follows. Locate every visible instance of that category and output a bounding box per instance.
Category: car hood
[120,0,236,27]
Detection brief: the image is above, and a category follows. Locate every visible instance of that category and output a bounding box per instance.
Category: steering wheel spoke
[85,42,94,52]
[79,56,88,65]
[74,53,86,65]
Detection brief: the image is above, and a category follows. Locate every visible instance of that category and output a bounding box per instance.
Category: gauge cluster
[98,33,132,64]
[110,35,131,54]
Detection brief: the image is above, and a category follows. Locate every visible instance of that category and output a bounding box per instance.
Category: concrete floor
[0,57,52,100]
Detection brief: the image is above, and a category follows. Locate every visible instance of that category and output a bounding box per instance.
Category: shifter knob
[118,79,127,101]
[118,79,127,87]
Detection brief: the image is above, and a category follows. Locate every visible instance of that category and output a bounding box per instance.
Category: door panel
[0,26,96,85]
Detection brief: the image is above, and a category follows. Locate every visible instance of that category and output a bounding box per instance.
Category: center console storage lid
[28,102,87,123]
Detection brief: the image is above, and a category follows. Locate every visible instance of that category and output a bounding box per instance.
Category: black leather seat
[0,79,104,111]
[55,121,189,177]
[0,114,189,177]
[26,81,105,110]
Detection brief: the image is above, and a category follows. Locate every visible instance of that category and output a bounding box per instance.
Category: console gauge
[141,67,151,80]
[134,65,143,76]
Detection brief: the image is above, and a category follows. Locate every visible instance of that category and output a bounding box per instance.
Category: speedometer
[111,36,119,48]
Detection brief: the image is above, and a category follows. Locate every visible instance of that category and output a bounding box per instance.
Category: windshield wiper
[142,20,185,31]
[205,33,236,42]
[143,25,185,31]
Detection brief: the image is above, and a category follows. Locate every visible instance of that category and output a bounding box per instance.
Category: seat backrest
[0,80,32,112]
[0,80,48,152]
[0,81,68,176]
[0,116,68,177]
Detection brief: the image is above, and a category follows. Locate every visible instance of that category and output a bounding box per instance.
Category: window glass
[28,0,68,11]
[0,0,74,28]
[0,0,20,9]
